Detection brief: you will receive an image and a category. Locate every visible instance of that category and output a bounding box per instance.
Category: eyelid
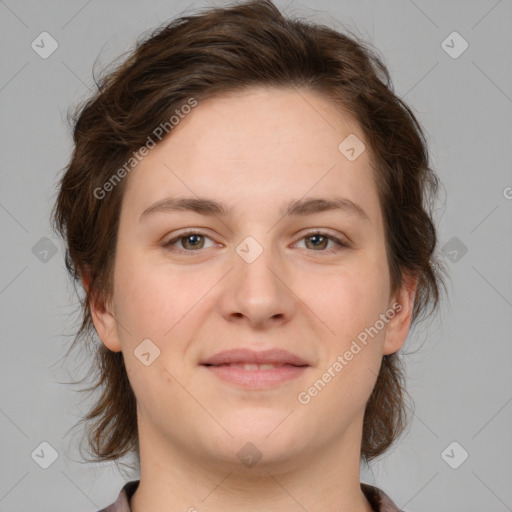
[162,228,217,249]
[293,229,351,254]
[298,228,350,245]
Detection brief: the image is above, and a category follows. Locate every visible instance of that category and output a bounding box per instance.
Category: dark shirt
[97,480,404,511]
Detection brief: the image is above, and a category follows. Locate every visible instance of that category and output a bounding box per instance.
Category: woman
[52,1,446,510]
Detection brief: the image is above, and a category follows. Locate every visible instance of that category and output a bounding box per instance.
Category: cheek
[113,258,196,409]
[113,247,206,341]
[309,257,390,400]
[318,260,389,336]
[301,267,388,418]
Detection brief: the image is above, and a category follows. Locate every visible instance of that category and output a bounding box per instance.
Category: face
[92,86,415,473]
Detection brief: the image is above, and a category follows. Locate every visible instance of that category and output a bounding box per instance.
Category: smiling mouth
[203,363,303,370]
[201,363,308,388]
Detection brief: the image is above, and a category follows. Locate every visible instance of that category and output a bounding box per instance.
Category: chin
[223,416,304,452]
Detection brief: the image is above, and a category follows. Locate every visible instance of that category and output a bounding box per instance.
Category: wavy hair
[52,0,447,470]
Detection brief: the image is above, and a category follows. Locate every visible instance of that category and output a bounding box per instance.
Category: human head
[52,0,446,470]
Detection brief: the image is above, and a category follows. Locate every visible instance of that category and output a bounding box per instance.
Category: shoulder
[361,482,405,512]
[97,480,140,512]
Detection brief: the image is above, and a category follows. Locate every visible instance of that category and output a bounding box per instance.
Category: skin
[91,86,417,512]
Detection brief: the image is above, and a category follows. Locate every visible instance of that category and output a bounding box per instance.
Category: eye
[162,229,349,256]
[294,231,350,255]
[163,229,216,253]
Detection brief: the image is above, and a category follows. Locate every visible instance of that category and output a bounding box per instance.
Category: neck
[130,415,374,512]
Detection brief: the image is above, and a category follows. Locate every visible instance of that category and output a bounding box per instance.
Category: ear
[83,272,122,353]
[382,273,418,356]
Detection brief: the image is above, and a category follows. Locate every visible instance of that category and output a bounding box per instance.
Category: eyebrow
[140,196,370,223]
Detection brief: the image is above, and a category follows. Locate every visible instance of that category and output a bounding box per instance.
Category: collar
[99,479,404,512]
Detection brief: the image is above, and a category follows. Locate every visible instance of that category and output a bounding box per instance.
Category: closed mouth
[202,363,306,370]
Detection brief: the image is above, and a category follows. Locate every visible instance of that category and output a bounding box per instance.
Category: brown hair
[52,0,447,470]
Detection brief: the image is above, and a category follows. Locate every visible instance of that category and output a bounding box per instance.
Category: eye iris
[306,234,327,250]
[183,234,204,250]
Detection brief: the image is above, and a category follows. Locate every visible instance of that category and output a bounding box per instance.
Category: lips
[212,363,290,370]
[200,348,310,388]
[200,348,309,367]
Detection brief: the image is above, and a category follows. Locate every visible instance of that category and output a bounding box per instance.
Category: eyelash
[162,229,350,256]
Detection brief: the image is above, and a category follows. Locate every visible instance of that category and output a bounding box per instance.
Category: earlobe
[89,291,123,353]
[383,274,418,356]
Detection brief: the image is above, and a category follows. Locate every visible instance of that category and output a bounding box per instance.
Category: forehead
[120,86,381,225]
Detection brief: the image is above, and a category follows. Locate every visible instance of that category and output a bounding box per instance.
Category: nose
[217,237,297,329]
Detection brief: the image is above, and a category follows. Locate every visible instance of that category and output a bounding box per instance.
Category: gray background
[1,0,511,510]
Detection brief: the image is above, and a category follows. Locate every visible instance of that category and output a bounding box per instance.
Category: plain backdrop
[0,1,511,511]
